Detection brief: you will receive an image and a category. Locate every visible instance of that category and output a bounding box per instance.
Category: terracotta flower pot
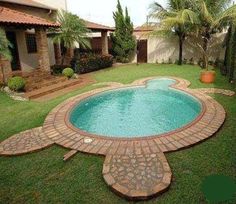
[200,70,216,83]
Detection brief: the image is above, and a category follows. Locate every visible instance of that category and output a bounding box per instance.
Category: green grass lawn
[0,64,235,204]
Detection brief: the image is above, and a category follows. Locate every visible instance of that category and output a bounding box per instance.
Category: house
[133,24,225,64]
[0,0,114,82]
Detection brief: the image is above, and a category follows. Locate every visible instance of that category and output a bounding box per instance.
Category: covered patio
[0,6,59,81]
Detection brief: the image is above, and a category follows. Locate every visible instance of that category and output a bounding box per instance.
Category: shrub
[7,76,25,91]
[175,59,179,65]
[183,58,188,64]
[62,68,74,78]
[51,65,70,75]
[71,53,113,74]
[198,58,204,68]
[168,58,173,64]
[189,58,195,65]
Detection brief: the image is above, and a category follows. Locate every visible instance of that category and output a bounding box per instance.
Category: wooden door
[137,40,147,63]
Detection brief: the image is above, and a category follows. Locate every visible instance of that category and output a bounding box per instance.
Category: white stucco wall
[134,32,226,64]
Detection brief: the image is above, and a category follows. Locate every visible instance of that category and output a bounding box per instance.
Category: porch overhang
[0,6,60,28]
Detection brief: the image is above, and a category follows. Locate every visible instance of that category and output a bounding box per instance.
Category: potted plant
[189,36,218,83]
[199,37,216,83]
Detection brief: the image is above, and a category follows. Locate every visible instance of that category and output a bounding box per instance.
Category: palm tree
[149,0,199,65]
[0,27,12,84]
[51,10,91,65]
[193,0,236,68]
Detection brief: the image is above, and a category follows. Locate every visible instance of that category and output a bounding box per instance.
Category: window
[25,34,37,53]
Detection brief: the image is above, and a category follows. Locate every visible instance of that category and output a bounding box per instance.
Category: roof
[84,20,114,31]
[134,25,156,32]
[0,0,56,10]
[0,6,59,27]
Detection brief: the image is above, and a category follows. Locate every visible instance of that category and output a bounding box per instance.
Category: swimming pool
[69,78,202,138]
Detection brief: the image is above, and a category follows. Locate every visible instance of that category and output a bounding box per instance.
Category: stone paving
[0,76,234,200]
[196,88,235,96]
[0,127,53,156]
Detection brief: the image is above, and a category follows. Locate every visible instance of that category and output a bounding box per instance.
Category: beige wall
[5,29,55,72]
[134,32,226,64]
[34,0,67,10]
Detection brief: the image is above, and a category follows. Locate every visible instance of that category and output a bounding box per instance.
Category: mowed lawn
[0,64,235,204]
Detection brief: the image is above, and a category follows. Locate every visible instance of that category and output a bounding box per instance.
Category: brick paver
[196,88,235,96]
[0,76,233,200]
[0,127,53,156]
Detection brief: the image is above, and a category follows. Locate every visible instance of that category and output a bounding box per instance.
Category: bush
[7,76,25,91]
[71,53,113,74]
[198,58,204,68]
[168,58,173,64]
[62,68,74,78]
[183,58,188,64]
[175,59,179,65]
[51,65,70,75]
[189,58,195,65]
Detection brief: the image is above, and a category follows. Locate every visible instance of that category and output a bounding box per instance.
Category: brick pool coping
[42,77,225,154]
[1,76,232,200]
[41,77,226,200]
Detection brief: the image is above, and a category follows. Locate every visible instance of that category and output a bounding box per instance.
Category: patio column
[101,31,108,55]
[35,28,50,72]
[53,43,62,65]
[0,57,12,84]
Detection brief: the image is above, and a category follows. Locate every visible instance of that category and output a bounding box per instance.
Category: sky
[67,0,167,27]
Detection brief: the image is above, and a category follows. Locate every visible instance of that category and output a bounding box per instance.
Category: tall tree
[0,27,12,84]
[229,24,236,82]
[51,10,91,65]
[111,0,136,63]
[149,0,199,65]
[194,0,236,68]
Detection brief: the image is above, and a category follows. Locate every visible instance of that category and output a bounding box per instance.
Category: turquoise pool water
[70,78,202,138]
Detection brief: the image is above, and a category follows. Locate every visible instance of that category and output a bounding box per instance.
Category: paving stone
[0,127,54,156]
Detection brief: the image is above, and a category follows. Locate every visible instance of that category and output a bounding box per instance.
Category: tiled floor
[0,77,234,200]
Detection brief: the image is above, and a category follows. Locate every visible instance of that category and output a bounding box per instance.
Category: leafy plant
[189,57,195,65]
[192,0,236,68]
[62,68,74,78]
[7,76,25,91]
[50,10,91,65]
[111,0,136,63]
[0,27,12,84]
[149,0,199,65]
[72,53,113,74]
[168,58,173,64]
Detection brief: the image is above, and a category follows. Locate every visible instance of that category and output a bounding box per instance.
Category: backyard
[0,64,235,203]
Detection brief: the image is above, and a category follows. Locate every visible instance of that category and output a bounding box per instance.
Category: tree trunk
[0,56,6,85]
[230,26,236,82]
[202,38,209,69]
[178,35,184,65]
[224,25,233,76]
[64,47,74,65]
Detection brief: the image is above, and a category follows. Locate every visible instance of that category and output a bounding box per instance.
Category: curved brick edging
[0,127,54,156]
[0,77,230,200]
[40,77,226,200]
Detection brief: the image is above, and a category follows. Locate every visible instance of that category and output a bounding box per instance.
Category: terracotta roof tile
[0,6,59,27]
[84,20,114,31]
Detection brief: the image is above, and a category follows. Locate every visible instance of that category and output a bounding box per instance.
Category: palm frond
[51,10,91,49]
[0,27,12,61]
